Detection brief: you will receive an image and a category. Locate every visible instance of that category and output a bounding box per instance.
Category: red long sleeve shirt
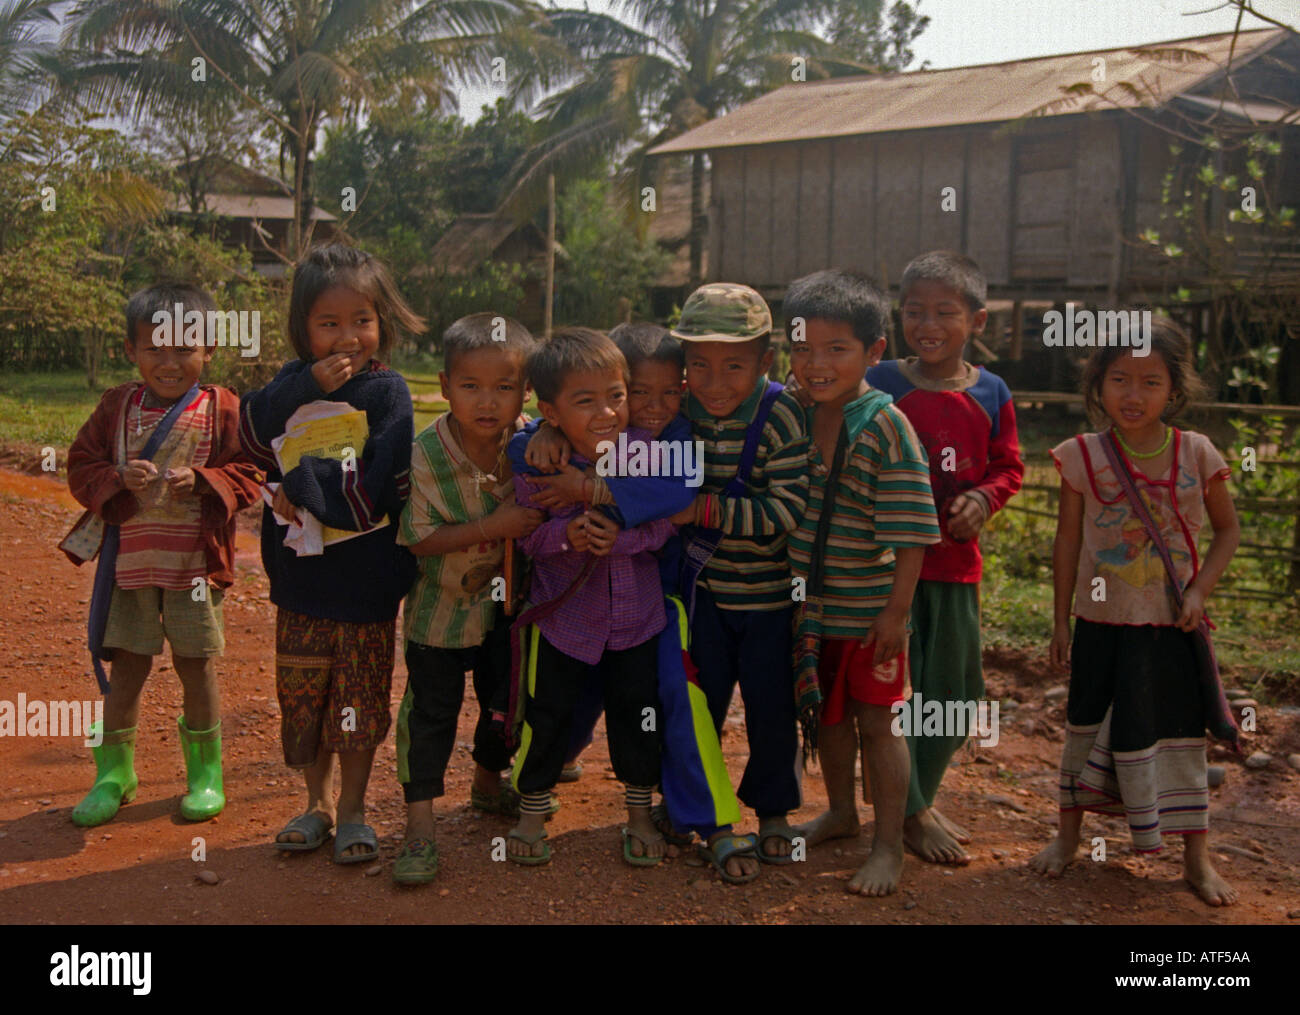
[866,359,1024,583]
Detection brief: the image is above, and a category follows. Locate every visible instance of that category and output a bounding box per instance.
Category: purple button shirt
[514,428,674,664]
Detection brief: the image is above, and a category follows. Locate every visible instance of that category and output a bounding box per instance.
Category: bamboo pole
[544,173,555,341]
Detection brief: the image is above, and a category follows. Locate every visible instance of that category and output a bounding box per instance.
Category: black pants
[689,586,801,817]
[399,616,512,803]
[514,632,661,795]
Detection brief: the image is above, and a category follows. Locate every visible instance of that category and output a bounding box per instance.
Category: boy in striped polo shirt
[667,283,810,866]
[785,269,940,897]
[391,313,543,884]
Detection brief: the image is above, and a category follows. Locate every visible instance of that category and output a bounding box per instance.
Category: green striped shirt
[687,379,809,611]
[788,389,940,638]
[399,412,514,648]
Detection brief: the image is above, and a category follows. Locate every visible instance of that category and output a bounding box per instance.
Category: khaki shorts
[103,585,225,658]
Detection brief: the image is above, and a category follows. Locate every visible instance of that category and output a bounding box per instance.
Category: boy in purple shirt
[507,327,673,866]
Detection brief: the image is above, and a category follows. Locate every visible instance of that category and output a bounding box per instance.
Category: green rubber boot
[178,716,225,821]
[71,724,138,828]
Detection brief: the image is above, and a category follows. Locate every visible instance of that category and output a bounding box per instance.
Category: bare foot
[1028,834,1080,876]
[793,808,860,849]
[758,816,794,859]
[1184,853,1237,907]
[847,843,904,896]
[931,807,971,844]
[904,810,970,865]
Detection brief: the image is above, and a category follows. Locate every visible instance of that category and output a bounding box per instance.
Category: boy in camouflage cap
[668,282,810,878]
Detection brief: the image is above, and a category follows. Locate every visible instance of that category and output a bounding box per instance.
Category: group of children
[62,241,1243,906]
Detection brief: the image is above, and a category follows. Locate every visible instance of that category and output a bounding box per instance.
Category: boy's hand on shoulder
[583,511,619,556]
[526,464,590,510]
[490,501,545,540]
[862,606,908,664]
[311,353,353,394]
[946,493,986,542]
[565,512,593,553]
[118,459,159,492]
[164,467,195,495]
[525,422,571,472]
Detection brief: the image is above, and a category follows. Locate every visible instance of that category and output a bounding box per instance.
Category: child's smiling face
[790,318,882,408]
[306,284,380,370]
[439,346,528,445]
[125,321,211,403]
[538,366,629,461]
[684,338,773,419]
[627,359,684,437]
[901,279,987,378]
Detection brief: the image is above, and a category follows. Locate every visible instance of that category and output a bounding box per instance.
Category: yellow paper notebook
[275,403,384,546]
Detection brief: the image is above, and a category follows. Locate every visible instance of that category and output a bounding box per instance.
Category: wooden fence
[1007,392,1300,599]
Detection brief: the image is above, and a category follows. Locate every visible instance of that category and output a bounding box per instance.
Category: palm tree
[502,0,928,288]
[60,0,540,261]
[0,0,60,118]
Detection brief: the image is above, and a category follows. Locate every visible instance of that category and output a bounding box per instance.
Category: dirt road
[1,467,1297,924]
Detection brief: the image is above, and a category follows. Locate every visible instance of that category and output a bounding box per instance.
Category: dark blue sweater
[239,360,416,623]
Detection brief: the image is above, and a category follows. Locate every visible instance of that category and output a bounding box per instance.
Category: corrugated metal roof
[650,28,1286,155]
[173,194,337,221]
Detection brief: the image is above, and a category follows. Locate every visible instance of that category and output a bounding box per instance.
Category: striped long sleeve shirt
[687,379,809,611]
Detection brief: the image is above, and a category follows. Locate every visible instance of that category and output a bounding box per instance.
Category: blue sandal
[274,812,332,853]
[697,833,761,885]
[332,822,379,865]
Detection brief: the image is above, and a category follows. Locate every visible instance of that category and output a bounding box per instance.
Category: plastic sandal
[622,826,666,867]
[697,833,761,884]
[274,812,333,852]
[332,822,379,865]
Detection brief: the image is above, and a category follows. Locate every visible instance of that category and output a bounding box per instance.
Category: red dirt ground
[1,466,1298,925]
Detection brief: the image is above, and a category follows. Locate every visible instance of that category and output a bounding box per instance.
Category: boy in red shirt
[867,251,1023,864]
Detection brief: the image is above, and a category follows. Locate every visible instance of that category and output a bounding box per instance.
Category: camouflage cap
[670,282,772,343]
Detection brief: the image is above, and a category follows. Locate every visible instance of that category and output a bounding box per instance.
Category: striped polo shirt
[399,412,518,648]
[788,388,940,638]
[687,378,809,611]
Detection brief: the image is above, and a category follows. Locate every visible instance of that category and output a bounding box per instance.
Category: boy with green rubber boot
[63,283,263,826]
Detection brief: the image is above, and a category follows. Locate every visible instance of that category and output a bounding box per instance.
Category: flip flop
[622,826,666,867]
[697,833,761,885]
[757,823,799,865]
[274,812,332,853]
[650,802,694,847]
[392,838,439,885]
[332,822,379,865]
[506,828,551,866]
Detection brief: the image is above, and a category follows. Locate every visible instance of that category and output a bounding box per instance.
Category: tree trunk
[689,153,705,288]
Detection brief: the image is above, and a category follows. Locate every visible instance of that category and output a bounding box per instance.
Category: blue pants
[688,586,800,818]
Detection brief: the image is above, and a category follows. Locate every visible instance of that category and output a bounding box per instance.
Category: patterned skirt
[275,608,396,767]
[1059,618,1208,852]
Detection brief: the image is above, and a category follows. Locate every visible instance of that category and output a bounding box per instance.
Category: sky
[455,0,1294,121]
